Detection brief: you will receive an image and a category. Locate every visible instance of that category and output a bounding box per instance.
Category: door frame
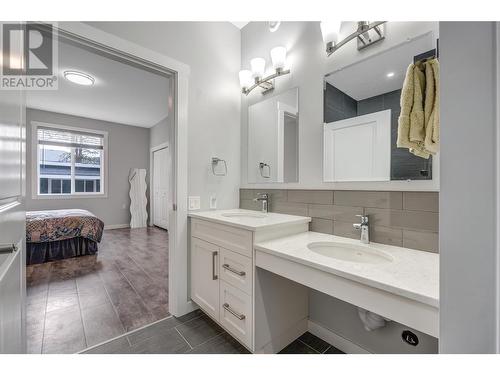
[56,22,194,317]
[149,142,169,228]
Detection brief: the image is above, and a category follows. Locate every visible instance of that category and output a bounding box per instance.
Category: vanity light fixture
[63,70,95,86]
[239,46,290,95]
[321,21,386,57]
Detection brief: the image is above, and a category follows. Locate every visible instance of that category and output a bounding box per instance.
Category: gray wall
[241,21,439,191]
[440,22,498,353]
[240,188,439,353]
[149,116,172,149]
[26,108,150,226]
[87,22,242,211]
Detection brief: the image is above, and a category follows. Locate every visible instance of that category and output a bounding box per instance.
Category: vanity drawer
[219,280,252,349]
[219,247,253,295]
[191,218,253,257]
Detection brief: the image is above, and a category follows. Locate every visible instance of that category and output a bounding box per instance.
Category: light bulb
[270,46,287,71]
[238,70,253,89]
[320,21,342,44]
[250,57,266,79]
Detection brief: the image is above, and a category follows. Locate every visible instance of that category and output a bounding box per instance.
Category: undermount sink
[307,241,393,264]
[220,212,267,219]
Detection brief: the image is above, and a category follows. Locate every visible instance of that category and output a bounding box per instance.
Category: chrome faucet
[253,193,269,213]
[353,215,369,244]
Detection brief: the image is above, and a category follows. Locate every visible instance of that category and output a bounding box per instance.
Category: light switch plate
[209,195,217,210]
[188,196,201,210]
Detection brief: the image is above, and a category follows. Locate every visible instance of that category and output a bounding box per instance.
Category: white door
[190,238,219,320]
[153,147,169,229]
[0,21,26,353]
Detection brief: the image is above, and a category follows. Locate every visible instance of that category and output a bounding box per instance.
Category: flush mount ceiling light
[386,72,395,78]
[63,70,95,86]
[321,21,386,57]
[239,46,290,95]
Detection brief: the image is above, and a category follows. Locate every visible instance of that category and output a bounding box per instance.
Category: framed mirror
[247,87,299,183]
[323,30,437,182]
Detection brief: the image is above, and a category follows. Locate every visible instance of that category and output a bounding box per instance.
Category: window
[35,123,107,197]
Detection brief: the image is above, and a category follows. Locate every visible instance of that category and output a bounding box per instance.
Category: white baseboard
[308,320,371,354]
[104,223,130,230]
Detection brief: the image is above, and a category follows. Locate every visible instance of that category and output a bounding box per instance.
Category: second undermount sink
[307,241,393,264]
[220,212,267,219]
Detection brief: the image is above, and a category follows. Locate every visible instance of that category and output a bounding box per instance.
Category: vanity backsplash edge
[240,189,439,253]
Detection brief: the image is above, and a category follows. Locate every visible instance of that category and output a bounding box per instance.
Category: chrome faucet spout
[353,215,369,244]
[253,193,270,213]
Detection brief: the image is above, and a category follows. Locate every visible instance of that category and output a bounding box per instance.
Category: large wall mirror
[247,87,299,183]
[323,30,438,182]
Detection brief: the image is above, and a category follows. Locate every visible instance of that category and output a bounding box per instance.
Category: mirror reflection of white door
[153,147,169,230]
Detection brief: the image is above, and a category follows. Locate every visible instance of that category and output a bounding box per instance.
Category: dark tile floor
[82,309,345,354]
[26,227,169,354]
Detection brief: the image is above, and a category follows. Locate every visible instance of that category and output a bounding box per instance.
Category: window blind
[37,126,104,150]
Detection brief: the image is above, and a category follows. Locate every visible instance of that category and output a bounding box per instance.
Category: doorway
[151,144,169,230]
[22,23,186,353]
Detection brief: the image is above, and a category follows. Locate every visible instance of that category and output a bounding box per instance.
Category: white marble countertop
[188,209,311,231]
[255,231,439,307]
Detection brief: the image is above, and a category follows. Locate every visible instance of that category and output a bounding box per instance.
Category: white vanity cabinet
[190,218,256,347]
[189,210,311,352]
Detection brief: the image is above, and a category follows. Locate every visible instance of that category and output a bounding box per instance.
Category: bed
[26,209,104,265]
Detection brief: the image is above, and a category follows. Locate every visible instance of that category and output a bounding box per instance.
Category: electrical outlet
[188,196,201,210]
[209,195,217,209]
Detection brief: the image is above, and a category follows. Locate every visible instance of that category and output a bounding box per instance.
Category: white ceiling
[325,32,435,101]
[27,38,171,128]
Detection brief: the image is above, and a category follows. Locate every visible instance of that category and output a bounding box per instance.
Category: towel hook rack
[259,162,271,178]
[211,157,227,176]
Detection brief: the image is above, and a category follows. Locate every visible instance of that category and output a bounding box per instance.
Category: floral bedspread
[26,209,104,243]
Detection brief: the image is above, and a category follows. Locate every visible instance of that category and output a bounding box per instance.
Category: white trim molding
[104,223,130,230]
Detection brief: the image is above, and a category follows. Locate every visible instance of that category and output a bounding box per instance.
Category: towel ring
[259,162,271,178]
[211,157,227,176]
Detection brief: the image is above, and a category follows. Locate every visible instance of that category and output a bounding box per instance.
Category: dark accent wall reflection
[323,82,432,180]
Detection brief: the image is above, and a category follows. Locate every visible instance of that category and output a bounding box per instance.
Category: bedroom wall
[26,108,150,227]
[87,21,242,211]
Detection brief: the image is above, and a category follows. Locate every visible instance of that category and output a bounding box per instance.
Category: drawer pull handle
[223,303,245,320]
[0,244,17,254]
[212,251,218,280]
[222,264,246,276]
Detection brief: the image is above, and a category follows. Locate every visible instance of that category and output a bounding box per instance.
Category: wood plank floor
[26,227,169,354]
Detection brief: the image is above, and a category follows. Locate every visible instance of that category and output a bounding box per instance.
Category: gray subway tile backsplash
[287,190,334,205]
[333,191,403,209]
[364,207,439,232]
[240,188,439,253]
[308,204,362,222]
[402,230,439,253]
[310,218,334,235]
[403,192,439,212]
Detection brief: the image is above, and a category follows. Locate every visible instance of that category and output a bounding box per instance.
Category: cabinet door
[190,238,219,320]
[0,245,22,353]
